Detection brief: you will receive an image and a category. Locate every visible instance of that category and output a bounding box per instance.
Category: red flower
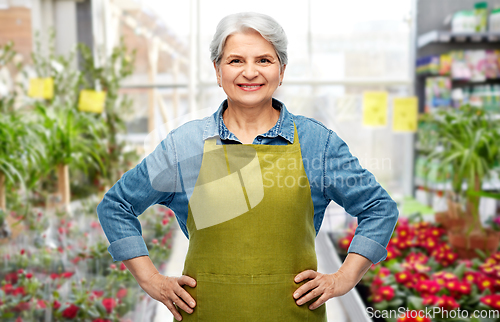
[422,295,439,306]
[62,303,79,319]
[3,283,13,294]
[480,294,500,310]
[12,301,30,312]
[378,267,390,278]
[5,272,18,284]
[397,310,431,322]
[445,280,459,292]
[26,273,33,279]
[120,262,127,271]
[435,295,459,310]
[36,299,47,309]
[432,272,458,285]
[456,282,471,295]
[117,288,128,299]
[371,293,384,303]
[162,218,170,225]
[152,239,158,245]
[463,271,478,284]
[378,286,395,301]
[102,298,117,313]
[50,273,59,280]
[416,280,441,295]
[161,234,169,246]
[386,247,401,260]
[338,236,352,251]
[53,300,61,310]
[395,271,412,285]
[479,277,495,292]
[110,264,116,270]
[61,272,74,279]
[92,319,111,322]
[93,290,104,297]
[20,249,25,255]
[370,277,384,299]
[406,252,428,264]
[12,286,26,296]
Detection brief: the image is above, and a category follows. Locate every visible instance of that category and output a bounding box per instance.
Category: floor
[153,218,350,322]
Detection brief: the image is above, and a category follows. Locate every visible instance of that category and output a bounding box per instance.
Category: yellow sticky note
[28,78,54,99]
[362,92,387,127]
[78,90,106,113]
[393,97,418,132]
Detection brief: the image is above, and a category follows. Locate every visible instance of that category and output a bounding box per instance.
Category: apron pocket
[196,272,313,322]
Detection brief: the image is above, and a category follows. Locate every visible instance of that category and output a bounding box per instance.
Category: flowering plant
[338,216,500,322]
[0,200,175,322]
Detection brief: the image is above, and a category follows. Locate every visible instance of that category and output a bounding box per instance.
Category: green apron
[178,124,327,321]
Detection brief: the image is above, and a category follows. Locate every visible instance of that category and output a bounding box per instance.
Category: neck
[223,99,280,144]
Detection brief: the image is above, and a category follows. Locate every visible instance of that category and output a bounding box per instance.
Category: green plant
[0,42,44,214]
[34,103,106,174]
[427,105,500,232]
[78,40,137,185]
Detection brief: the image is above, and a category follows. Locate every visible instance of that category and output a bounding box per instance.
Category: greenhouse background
[1,0,500,321]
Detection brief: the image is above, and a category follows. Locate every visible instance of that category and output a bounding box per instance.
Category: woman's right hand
[140,272,197,321]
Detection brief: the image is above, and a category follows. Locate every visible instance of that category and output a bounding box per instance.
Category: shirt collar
[202,98,295,143]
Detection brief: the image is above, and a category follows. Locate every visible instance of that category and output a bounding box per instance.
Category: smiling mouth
[237,84,264,88]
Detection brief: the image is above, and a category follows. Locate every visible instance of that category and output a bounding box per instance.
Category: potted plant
[28,32,108,212]
[427,105,500,258]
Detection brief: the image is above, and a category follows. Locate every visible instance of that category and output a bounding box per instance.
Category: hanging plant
[78,40,137,186]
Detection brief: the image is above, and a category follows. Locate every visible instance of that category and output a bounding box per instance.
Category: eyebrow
[225,54,276,60]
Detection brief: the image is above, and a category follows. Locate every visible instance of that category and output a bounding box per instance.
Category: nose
[242,62,258,79]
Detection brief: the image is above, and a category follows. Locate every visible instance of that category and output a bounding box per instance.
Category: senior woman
[97,12,398,322]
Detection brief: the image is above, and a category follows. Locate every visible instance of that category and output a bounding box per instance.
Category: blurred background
[1,0,500,321]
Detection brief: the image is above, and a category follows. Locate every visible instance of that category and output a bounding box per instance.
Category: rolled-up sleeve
[97,133,179,261]
[323,130,398,264]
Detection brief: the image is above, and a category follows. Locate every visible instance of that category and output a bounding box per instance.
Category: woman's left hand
[292,269,357,310]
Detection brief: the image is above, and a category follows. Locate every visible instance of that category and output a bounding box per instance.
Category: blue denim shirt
[97,98,398,264]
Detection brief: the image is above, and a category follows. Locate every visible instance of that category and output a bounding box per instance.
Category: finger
[164,300,183,321]
[294,270,317,283]
[296,285,322,306]
[309,293,329,310]
[178,275,197,288]
[293,278,319,299]
[171,294,194,314]
[174,283,196,308]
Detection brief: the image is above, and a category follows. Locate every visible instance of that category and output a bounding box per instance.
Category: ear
[213,61,221,81]
[280,64,286,82]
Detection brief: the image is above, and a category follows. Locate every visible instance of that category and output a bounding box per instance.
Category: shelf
[416,74,500,85]
[418,30,500,48]
[414,177,500,192]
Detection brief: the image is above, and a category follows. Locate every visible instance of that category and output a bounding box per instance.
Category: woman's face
[215,30,285,110]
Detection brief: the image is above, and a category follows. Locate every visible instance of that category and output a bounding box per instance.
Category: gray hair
[209,12,288,70]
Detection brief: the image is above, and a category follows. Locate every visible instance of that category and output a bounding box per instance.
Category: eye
[259,58,271,63]
[229,59,241,64]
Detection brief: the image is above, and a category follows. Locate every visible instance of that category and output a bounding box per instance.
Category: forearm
[123,255,160,285]
[338,252,372,285]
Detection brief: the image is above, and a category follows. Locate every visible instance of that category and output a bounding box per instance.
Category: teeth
[240,85,261,88]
